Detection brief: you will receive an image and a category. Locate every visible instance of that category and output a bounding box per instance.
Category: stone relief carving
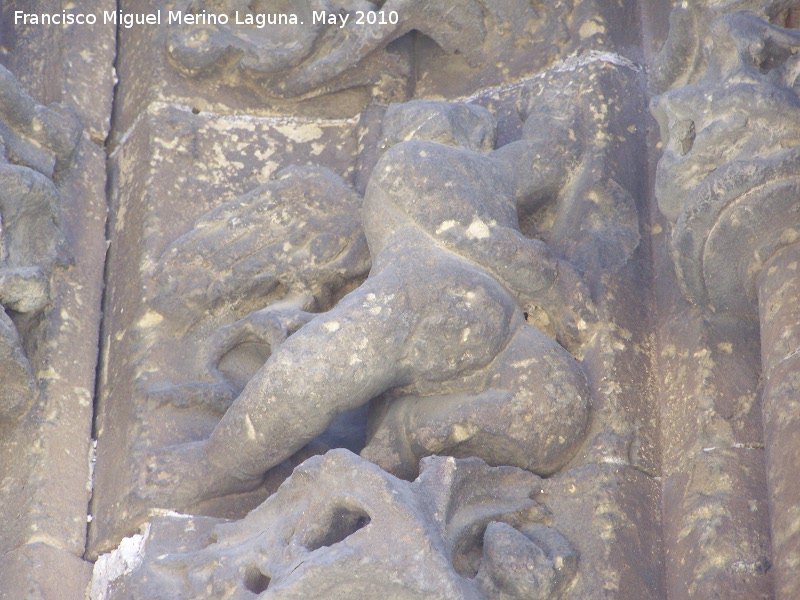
[85,2,657,594]
[100,451,578,599]
[138,95,595,512]
[164,0,580,98]
[649,0,800,91]
[0,64,80,422]
[83,32,653,600]
[146,164,370,409]
[652,10,800,597]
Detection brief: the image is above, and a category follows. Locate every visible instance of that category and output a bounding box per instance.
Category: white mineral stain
[90,525,151,600]
[273,123,324,143]
[465,218,491,240]
[245,414,256,440]
[323,322,340,333]
[436,220,458,234]
[579,19,606,38]
[138,310,164,328]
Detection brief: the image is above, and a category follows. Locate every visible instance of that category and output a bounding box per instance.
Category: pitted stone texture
[0,130,107,561]
[97,451,577,600]
[0,63,82,424]
[123,95,596,524]
[0,62,107,600]
[662,449,772,600]
[414,0,642,98]
[109,0,411,143]
[542,464,664,599]
[164,0,634,103]
[651,10,800,600]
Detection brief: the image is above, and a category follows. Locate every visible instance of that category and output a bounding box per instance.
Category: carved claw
[476,522,578,600]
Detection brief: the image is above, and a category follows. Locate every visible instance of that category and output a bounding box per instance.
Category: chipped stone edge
[88,511,192,600]
[109,101,362,159]
[89,523,150,600]
[461,50,643,103]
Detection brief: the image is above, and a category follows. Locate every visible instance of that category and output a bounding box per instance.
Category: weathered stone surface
[88,106,365,557]
[652,8,800,598]
[0,23,110,599]
[11,1,794,598]
[95,451,578,600]
[0,542,93,600]
[94,94,596,553]
[88,8,665,598]
[2,0,116,142]
[649,0,799,91]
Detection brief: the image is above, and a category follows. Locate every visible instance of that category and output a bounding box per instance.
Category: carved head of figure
[101,451,577,599]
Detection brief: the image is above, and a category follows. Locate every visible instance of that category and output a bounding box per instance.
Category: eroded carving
[652,11,800,596]
[145,164,370,408]
[165,0,577,98]
[649,0,799,91]
[139,94,596,511]
[0,64,80,422]
[652,11,800,311]
[100,451,577,600]
[108,60,648,544]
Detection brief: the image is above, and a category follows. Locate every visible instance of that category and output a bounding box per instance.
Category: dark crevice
[83,1,122,561]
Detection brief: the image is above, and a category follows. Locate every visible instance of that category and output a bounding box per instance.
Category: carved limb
[362,321,590,480]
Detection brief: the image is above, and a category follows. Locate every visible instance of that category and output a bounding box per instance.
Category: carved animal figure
[142,98,594,509]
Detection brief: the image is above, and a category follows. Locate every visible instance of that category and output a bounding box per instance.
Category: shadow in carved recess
[0,64,80,425]
[103,451,578,599]
[139,93,600,513]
